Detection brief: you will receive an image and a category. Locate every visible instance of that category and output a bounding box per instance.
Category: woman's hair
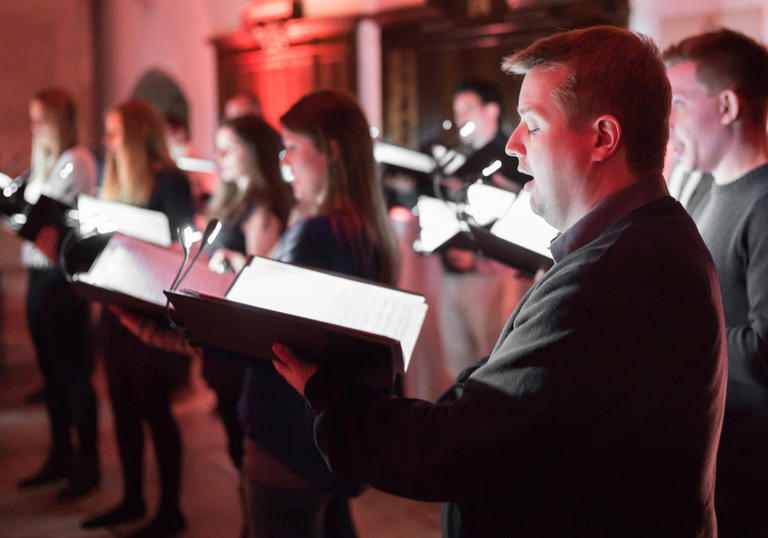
[280,90,399,285]
[207,114,293,230]
[101,100,176,204]
[29,88,78,184]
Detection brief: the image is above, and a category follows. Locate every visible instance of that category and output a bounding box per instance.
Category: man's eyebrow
[518,106,544,119]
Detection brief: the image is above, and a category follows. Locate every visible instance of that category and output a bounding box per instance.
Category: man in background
[224,92,262,120]
[438,80,531,378]
[664,29,768,537]
[274,26,728,537]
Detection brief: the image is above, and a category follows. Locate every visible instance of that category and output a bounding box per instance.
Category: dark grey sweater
[692,163,768,491]
[308,187,727,537]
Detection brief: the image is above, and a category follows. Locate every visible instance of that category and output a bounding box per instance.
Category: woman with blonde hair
[100,100,194,226]
[82,100,194,537]
[18,88,99,501]
[237,90,398,537]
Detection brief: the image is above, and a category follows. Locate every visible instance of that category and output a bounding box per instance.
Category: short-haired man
[224,92,262,120]
[438,79,531,379]
[664,29,768,537]
[274,26,727,537]
[448,79,528,190]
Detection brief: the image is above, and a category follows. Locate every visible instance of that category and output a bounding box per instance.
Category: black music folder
[415,189,556,275]
[72,233,235,317]
[165,256,428,374]
[16,195,73,263]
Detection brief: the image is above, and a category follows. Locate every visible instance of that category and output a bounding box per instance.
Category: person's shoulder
[56,146,97,178]
[568,197,711,279]
[273,215,332,261]
[59,146,96,166]
[53,146,98,196]
[287,214,335,239]
[740,189,768,237]
[743,179,768,211]
[152,166,191,196]
[154,166,189,184]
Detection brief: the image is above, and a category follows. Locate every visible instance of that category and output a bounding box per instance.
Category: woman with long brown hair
[203,114,293,475]
[17,88,100,501]
[82,100,194,537]
[207,114,293,271]
[238,90,398,537]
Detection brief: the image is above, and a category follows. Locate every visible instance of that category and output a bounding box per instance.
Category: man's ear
[592,115,621,162]
[719,90,740,125]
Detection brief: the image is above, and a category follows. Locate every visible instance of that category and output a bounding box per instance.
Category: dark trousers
[100,311,184,515]
[26,267,97,462]
[243,481,356,538]
[715,423,768,538]
[202,356,246,469]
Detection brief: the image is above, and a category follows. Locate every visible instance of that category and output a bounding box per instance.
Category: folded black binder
[15,195,73,263]
[0,180,28,223]
[468,225,554,275]
[415,189,556,276]
[166,256,428,374]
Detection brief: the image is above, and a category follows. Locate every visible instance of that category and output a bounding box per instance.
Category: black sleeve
[303,224,726,505]
[149,169,195,241]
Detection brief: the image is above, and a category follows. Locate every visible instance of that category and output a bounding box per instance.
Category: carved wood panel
[381,0,629,148]
[213,17,356,128]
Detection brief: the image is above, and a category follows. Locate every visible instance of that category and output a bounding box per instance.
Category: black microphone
[172,218,222,292]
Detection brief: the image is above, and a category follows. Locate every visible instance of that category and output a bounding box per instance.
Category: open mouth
[523,179,534,191]
[669,138,685,157]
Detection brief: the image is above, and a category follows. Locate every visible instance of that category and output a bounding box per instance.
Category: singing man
[273,26,728,537]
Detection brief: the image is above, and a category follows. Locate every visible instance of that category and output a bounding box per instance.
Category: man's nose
[505,124,525,159]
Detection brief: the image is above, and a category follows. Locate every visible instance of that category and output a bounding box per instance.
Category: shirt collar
[549,175,669,262]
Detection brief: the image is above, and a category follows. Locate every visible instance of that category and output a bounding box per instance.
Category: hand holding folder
[271,342,318,397]
[166,256,429,387]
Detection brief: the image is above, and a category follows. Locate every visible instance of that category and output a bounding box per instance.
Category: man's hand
[209,248,247,274]
[439,176,465,193]
[35,226,60,261]
[444,247,476,271]
[272,343,319,397]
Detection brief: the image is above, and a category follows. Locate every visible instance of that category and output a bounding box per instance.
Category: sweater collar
[549,175,669,262]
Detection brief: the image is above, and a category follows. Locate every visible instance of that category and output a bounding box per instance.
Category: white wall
[303,0,425,18]
[0,0,95,177]
[95,0,424,159]
[630,0,768,49]
[97,0,218,158]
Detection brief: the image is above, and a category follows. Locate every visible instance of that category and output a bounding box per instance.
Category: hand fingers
[271,354,290,378]
[272,342,297,363]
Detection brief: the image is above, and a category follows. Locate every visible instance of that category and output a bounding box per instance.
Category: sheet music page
[77,234,233,305]
[415,196,464,253]
[77,195,172,247]
[373,141,436,174]
[465,183,517,226]
[78,239,169,305]
[227,257,427,367]
[490,190,558,258]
